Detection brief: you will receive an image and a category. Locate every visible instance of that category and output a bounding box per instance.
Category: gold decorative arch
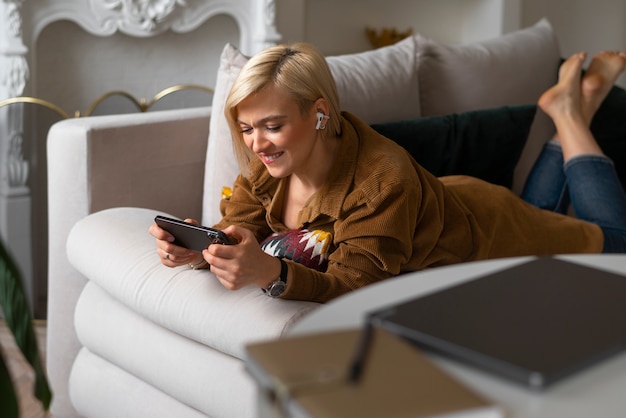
[0,84,215,119]
[0,96,71,119]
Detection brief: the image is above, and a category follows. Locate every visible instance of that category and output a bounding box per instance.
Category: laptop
[370,257,626,389]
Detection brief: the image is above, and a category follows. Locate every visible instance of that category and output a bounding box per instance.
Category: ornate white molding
[1,0,29,98]
[7,129,28,188]
[93,0,189,36]
[19,0,280,55]
[4,55,28,97]
[5,0,22,37]
[255,0,281,52]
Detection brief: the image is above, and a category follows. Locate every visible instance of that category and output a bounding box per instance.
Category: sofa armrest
[68,207,319,359]
[46,106,210,417]
[49,106,212,218]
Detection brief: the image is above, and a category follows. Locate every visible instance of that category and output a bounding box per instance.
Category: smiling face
[236,84,324,181]
[225,44,342,180]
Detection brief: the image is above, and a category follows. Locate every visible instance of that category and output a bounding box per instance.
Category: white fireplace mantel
[2,0,280,100]
[0,0,280,316]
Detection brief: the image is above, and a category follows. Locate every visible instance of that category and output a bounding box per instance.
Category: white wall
[277,0,522,55]
[522,0,626,55]
[522,0,626,86]
[276,0,626,85]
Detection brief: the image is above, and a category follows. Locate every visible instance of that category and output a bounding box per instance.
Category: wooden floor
[0,320,52,418]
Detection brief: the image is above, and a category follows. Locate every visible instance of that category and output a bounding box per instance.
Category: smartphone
[154,215,233,251]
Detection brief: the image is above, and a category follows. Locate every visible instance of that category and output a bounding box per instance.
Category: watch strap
[277,258,288,282]
[264,258,288,297]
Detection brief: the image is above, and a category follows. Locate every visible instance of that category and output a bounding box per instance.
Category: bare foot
[539,52,604,159]
[538,52,587,124]
[581,50,626,124]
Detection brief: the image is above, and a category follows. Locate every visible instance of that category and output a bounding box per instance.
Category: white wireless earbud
[315,112,330,130]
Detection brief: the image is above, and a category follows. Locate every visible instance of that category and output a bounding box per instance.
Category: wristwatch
[264,258,288,298]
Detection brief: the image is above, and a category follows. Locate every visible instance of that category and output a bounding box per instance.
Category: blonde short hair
[224,43,342,175]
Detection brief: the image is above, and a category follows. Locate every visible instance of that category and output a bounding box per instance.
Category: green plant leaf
[0,239,52,410]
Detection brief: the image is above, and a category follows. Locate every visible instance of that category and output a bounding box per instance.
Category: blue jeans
[522,141,626,253]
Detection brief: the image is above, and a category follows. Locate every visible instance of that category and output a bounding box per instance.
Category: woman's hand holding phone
[150,216,231,267]
[204,225,282,291]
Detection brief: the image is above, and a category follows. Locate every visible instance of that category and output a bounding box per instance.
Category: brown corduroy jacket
[215,112,603,303]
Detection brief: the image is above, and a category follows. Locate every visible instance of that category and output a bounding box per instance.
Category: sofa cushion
[73,285,257,418]
[326,35,420,124]
[417,18,561,116]
[371,104,537,188]
[202,41,421,225]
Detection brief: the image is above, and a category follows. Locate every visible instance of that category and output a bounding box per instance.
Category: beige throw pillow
[202,44,249,225]
[417,18,561,116]
[326,36,420,124]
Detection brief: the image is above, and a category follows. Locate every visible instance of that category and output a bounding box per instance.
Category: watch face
[268,281,287,297]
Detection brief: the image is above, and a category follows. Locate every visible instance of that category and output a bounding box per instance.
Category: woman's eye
[240,127,252,134]
[266,125,281,132]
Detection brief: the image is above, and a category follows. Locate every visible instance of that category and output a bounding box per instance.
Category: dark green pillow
[591,84,626,188]
[370,105,537,188]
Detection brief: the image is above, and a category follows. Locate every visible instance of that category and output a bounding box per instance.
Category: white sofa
[47,20,564,417]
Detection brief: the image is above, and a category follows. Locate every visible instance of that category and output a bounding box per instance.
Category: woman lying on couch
[150,43,626,303]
